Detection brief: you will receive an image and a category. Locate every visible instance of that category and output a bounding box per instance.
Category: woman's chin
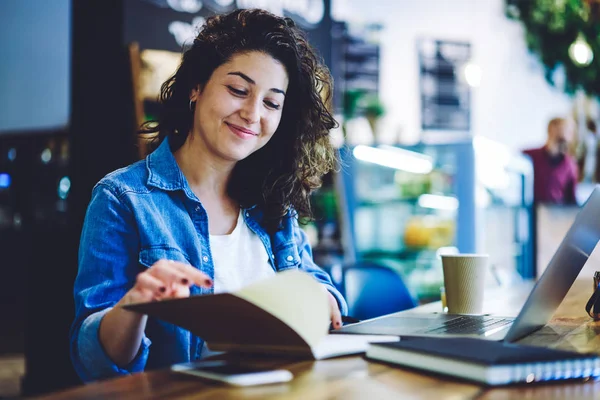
[220,148,254,163]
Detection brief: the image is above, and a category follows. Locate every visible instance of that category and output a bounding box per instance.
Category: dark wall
[0,0,76,396]
[23,0,138,395]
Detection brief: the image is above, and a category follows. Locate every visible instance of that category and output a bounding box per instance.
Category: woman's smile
[225,122,258,139]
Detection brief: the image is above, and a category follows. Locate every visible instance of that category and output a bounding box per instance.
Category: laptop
[337,186,600,342]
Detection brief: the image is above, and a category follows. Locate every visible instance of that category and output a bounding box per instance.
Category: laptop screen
[504,187,600,342]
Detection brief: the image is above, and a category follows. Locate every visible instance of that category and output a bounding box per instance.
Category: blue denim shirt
[70,138,347,382]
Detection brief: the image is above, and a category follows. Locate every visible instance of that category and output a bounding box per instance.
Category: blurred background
[2,0,600,397]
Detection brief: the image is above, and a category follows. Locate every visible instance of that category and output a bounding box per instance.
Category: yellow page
[235,269,330,350]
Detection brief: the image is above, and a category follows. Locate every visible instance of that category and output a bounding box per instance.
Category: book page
[235,269,330,350]
[313,334,400,360]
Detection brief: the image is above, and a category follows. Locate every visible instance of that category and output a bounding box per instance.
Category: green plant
[364,95,385,119]
[343,89,365,120]
[506,0,600,96]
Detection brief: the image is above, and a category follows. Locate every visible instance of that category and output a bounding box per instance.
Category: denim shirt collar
[145,138,260,217]
[146,138,188,192]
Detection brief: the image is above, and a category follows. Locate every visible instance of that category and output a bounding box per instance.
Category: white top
[210,210,275,294]
[201,210,275,358]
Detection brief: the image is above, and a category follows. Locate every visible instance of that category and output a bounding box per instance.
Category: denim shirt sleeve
[70,183,151,382]
[292,218,348,316]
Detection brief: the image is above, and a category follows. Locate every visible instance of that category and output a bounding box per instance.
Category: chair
[343,262,417,320]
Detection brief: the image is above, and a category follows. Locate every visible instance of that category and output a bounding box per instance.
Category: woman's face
[189,51,289,163]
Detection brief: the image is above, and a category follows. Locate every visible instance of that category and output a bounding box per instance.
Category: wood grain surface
[36,279,600,400]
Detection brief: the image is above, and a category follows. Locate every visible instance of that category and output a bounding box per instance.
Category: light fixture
[417,194,459,211]
[568,33,594,67]
[352,145,433,174]
[463,62,482,88]
[0,173,11,189]
[58,176,71,200]
[166,0,202,13]
[7,148,16,162]
[41,148,52,164]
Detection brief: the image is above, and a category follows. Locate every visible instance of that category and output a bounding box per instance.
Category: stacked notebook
[366,337,600,386]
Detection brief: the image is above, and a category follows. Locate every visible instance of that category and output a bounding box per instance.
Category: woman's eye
[227,86,246,96]
[264,101,281,110]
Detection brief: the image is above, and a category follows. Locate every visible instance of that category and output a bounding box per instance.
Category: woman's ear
[189,84,202,102]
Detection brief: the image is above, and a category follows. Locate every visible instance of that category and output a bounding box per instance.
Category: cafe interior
[2,0,600,398]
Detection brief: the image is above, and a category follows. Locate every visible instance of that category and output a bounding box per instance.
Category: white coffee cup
[441,254,488,314]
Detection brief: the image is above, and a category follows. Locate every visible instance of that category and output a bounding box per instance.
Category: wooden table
[37,279,600,400]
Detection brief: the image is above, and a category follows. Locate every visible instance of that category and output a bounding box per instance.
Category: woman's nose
[240,98,260,124]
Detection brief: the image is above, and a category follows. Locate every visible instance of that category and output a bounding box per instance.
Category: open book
[124,269,398,359]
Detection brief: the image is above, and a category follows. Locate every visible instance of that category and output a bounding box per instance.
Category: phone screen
[187,361,273,375]
[172,360,293,386]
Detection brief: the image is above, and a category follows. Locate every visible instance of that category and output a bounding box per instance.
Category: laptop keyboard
[423,316,513,335]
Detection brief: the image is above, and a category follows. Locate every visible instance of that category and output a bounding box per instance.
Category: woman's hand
[100,260,212,367]
[327,290,343,330]
[121,259,213,306]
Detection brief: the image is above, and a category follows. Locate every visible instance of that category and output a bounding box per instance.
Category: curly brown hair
[141,8,337,233]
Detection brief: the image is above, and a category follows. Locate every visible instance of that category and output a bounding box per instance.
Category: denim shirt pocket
[273,243,301,271]
[139,246,191,268]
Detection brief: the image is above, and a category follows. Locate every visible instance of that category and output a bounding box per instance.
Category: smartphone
[171,360,293,386]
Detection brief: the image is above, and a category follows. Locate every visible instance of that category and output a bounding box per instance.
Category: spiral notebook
[366,337,600,386]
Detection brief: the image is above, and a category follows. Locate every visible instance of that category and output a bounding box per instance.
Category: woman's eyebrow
[227,71,286,96]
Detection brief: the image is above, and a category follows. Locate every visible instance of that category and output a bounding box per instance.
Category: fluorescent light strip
[352,145,433,174]
[418,194,459,210]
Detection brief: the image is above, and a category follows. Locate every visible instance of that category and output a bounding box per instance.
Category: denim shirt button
[195,206,201,212]
[286,255,294,261]
[245,211,250,217]
[202,255,209,262]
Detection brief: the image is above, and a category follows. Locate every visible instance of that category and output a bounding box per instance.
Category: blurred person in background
[69,9,347,383]
[523,117,578,204]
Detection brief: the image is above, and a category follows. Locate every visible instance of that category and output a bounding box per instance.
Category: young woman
[70,8,347,382]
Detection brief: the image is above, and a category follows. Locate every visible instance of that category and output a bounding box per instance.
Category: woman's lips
[226,123,257,139]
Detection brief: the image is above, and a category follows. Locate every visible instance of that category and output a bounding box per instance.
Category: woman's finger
[327,292,342,330]
[167,283,191,299]
[124,285,156,305]
[167,260,213,288]
[148,260,192,287]
[135,272,168,299]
